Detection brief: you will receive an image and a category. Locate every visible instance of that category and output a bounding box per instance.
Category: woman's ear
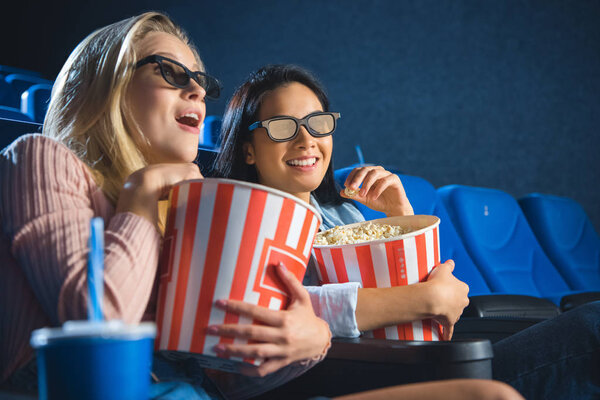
[243,142,256,165]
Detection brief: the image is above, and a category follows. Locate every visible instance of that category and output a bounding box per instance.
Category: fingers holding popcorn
[344,186,359,197]
[343,166,384,191]
[340,166,413,216]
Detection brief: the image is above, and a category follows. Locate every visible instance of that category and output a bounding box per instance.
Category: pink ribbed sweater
[0,134,161,383]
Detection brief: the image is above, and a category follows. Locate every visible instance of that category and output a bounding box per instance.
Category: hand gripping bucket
[312,215,443,341]
[155,178,322,371]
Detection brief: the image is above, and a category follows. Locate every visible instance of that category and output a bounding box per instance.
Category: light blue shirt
[309,194,366,231]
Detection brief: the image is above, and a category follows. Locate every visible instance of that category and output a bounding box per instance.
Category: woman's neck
[293,192,311,204]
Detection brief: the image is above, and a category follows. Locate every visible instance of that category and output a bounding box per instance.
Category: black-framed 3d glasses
[135,54,222,100]
[248,112,341,142]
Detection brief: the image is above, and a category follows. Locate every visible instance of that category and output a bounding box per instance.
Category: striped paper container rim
[313,215,440,248]
[174,178,322,224]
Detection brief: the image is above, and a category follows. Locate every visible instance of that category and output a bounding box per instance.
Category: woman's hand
[424,260,470,340]
[207,263,331,377]
[116,163,202,226]
[340,165,413,216]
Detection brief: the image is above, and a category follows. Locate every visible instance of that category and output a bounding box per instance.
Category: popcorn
[314,222,413,246]
[344,187,358,197]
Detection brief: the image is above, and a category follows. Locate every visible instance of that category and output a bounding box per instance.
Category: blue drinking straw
[87,217,104,321]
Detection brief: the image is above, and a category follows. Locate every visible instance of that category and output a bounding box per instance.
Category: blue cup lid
[30,320,156,348]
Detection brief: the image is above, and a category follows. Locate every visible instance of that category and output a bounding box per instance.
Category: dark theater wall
[3,0,599,231]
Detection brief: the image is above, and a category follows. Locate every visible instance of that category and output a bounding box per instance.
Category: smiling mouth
[176,113,200,128]
[286,157,317,167]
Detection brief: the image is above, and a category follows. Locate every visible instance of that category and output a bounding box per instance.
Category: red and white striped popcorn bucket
[155,178,322,372]
[312,215,443,341]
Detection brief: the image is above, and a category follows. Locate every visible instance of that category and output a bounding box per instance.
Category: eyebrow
[155,52,200,71]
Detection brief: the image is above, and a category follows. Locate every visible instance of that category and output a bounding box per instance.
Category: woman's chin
[175,149,201,164]
[152,154,198,165]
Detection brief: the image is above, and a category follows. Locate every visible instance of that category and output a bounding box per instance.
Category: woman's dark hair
[213,64,343,205]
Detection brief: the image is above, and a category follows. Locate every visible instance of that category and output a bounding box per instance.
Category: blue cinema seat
[4,74,53,110]
[21,83,53,123]
[199,115,222,148]
[0,79,19,108]
[0,106,34,123]
[196,145,219,176]
[0,118,42,151]
[519,193,600,305]
[438,184,599,309]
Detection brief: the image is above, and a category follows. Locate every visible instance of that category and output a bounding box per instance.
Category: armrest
[254,337,493,400]
[327,336,492,365]
[560,291,600,312]
[453,316,546,343]
[463,294,560,319]
[451,295,560,343]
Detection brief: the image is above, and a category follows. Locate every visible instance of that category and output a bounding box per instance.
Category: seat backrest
[5,73,52,92]
[0,118,42,150]
[200,115,222,148]
[0,79,19,108]
[430,193,492,296]
[519,193,600,292]
[21,83,53,123]
[334,167,491,295]
[4,74,53,110]
[0,106,33,123]
[195,145,220,176]
[438,184,571,302]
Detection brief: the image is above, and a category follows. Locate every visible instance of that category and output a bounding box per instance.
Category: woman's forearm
[355,283,435,332]
[115,181,160,227]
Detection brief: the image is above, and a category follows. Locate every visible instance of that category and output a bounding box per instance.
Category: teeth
[178,113,199,120]
[287,157,317,166]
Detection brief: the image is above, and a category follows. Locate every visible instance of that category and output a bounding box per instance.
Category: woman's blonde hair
[43,11,202,231]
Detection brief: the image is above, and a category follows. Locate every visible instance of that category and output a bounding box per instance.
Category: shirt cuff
[305,282,361,338]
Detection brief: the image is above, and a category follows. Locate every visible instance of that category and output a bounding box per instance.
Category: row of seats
[334,166,600,313]
[0,65,53,124]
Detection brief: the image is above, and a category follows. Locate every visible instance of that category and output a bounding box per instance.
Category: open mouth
[176,113,200,128]
[286,157,317,167]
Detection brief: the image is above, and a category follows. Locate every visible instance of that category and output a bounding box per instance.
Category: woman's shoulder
[0,134,94,189]
[3,133,72,155]
[1,134,85,168]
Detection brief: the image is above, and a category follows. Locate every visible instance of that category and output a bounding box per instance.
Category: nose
[183,79,207,102]
[293,125,317,149]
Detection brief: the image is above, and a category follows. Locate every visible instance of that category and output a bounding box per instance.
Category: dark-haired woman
[213,64,469,342]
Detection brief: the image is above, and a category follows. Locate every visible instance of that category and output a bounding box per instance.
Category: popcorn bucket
[155,178,321,371]
[312,215,443,341]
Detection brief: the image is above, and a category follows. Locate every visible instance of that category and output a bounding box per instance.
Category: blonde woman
[0,11,333,399]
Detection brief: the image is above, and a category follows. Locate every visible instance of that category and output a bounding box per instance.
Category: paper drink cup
[155,178,322,372]
[30,320,155,400]
[312,215,443,341]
